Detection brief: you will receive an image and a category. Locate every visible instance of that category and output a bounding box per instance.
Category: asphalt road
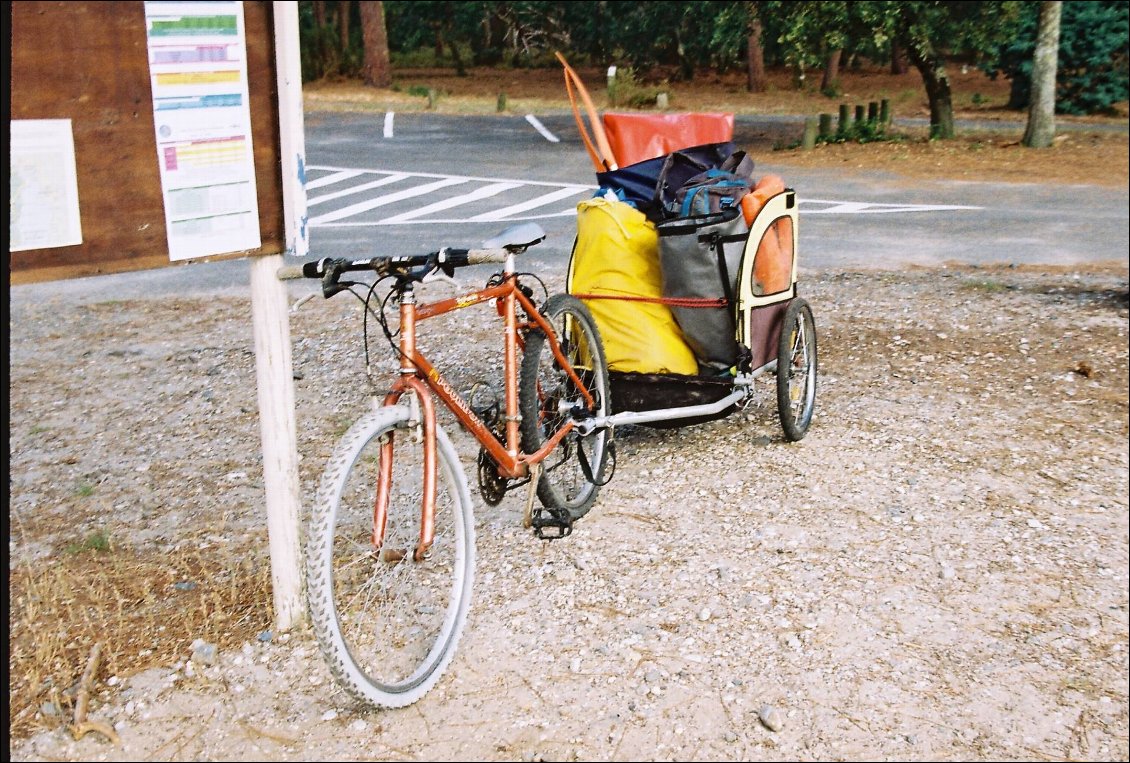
[13,111,1127,305]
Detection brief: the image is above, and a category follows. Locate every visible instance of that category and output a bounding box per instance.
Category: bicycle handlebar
[276,247,516,297]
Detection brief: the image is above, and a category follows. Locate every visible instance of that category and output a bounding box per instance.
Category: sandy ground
[9,254,1128,761]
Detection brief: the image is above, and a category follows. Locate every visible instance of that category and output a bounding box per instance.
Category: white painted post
[274,1,309,259]
[244,2,309,632]
[250,253,305,631]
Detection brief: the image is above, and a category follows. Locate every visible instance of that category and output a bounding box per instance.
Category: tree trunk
[338,0,351,56]
[746,14,767,93]
[821,48,842,94]
[1023,1,1061,148]
[359,2,391,88]
[905,36,954,139]
[313,0,327,27]
[890,40,908,75]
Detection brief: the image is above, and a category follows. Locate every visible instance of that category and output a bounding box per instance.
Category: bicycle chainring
[477,448,508,506]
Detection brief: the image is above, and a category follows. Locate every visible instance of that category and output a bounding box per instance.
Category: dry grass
[7,537,272,739]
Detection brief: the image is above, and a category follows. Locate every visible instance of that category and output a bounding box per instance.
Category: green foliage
[607,67,669,108]
[65,529,111,554]
[982,0,1130,115]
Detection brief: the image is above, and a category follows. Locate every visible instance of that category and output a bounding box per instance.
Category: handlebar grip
[276,264,307,280]
[463,248,509,265]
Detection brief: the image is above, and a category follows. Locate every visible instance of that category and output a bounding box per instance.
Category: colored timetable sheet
[144,1,261,261]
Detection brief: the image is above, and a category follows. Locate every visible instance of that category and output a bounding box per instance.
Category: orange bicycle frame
[376,273,595,559]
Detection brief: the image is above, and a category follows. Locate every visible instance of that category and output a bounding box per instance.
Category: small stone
[758,704,783,732]
[190,639,217,665]
[321,709,339,721]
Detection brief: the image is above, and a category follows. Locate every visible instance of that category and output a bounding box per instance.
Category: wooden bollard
[880,98,891,125]
[838,104,851,134]
[868,101,879,123]
[802,117,818,150]
[497,92,507,112]
[854,104,865,123]
[818,113,833,138]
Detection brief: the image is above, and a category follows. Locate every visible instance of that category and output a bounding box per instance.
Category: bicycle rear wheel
[306,405,475,708]
[519,293,610,519]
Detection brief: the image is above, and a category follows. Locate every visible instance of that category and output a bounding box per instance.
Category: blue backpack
[674,169,755,217]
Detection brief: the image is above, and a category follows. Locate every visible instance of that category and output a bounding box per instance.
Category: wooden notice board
[9,1,285,284]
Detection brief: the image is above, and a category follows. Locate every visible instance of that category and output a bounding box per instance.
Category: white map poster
[9,120,84,252]
[144,1,261,261]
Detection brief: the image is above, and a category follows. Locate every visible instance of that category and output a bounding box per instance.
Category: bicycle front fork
[376,377,438,562]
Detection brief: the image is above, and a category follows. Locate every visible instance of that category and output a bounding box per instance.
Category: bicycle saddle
[481,222,546,252]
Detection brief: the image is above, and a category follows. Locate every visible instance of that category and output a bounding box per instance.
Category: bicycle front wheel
[307,405,475,708]
[519,293,611,520]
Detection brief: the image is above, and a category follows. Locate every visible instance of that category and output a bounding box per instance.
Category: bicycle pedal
[531,507,573,540]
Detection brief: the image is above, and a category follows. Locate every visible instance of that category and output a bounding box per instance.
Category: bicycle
[281,222,612,708]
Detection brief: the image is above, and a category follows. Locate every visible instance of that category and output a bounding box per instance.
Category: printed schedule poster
[9,120,84,252]
[144,1,261,261]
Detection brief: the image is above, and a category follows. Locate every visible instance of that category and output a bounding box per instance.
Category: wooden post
[818,113,833,138]
[427,88,437,109]
[802,117,818,150]
[262,0,307,632]
[854,104,865,123]
[497,91,507,112]
[838,104,851,134]
[656,92,668,109]
[868,101,879,123]
[250,253,304,632]
[880,98,891,126]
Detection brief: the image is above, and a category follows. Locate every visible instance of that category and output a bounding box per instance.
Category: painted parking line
[381,182,523,223]
[468,186,593,222]
[308,172,409,205]
[305,169,365,190]
[308,177,469,225]
[304,165,985,226]
[801,199,983,214]
[525,114,560,143]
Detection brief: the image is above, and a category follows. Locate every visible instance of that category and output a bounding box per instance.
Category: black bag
[671,151,756,217]
[660,149,755,220]
[656,208,749,372]
[595,142,737,223]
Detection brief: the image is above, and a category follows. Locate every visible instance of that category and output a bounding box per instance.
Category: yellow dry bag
[567,197,698,375]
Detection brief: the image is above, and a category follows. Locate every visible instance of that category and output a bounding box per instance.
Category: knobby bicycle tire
[518,293,611,519]
[306,405,476,708]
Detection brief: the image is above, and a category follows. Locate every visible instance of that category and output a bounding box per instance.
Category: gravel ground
[8,261,1129,762]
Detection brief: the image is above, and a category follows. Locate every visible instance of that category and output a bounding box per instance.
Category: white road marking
[525,114,560,143]
[383,112,394,138]
[468,186,592,222]
[380,182,523,223]
[801,199,982,214]
[308,177,469,224]
[303,165,985,225]
[308,173,409,206]
[305,170,364,190]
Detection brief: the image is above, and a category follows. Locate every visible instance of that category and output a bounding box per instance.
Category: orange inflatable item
[601,113,735,167]
[743,175,793,296]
